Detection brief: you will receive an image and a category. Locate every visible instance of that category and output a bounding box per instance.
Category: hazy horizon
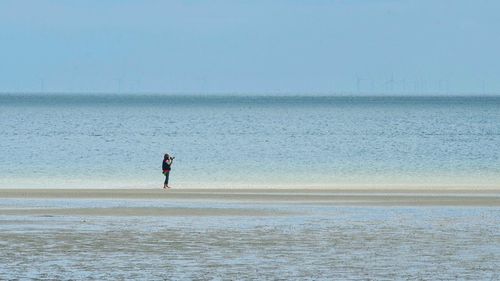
[1,91,500,97]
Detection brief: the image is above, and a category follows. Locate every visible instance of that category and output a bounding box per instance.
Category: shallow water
[1,94,500,188]
[0,199,499,280]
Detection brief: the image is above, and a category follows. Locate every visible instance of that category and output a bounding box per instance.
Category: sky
[0,0,499,95]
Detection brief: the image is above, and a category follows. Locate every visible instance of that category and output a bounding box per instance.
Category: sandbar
[0,188,499,206]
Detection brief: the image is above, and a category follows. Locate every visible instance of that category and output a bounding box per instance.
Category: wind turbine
[396,78,406,93]
[385,75,395,93]
[114,77,123,94]
[40,78,45,93]
[355,75,366,93]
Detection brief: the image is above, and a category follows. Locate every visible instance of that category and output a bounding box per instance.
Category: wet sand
[0,207,291,217]
[1,188,499,279]
[0,188,499,208]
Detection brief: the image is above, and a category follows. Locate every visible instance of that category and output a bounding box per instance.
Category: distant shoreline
[1,92,500,97]
[1,92,500,102]
[1,93,499,109]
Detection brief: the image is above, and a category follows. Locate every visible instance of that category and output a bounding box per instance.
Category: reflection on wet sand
[0,189,499,280]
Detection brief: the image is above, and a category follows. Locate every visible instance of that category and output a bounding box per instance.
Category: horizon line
[1,91,500,98]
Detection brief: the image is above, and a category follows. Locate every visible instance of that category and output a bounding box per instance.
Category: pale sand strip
[0,188,499,206]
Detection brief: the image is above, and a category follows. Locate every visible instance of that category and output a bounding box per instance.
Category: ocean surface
[1,94,499,188]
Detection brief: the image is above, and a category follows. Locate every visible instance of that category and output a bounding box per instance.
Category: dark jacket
[162,160,171,171]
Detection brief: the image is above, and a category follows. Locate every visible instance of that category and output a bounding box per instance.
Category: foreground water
[1,94,499,188]
[0,197,498,280]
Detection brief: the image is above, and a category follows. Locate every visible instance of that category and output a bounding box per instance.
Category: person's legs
[164,172,170,188]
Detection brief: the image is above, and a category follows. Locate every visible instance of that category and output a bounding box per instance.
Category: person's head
[164,154,169,161]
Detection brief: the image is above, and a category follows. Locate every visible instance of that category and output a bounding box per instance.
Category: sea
[1,94,500,280]
[1,94,499,188]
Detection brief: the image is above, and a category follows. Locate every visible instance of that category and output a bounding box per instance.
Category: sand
[0,207,291,217]
[0,188,499,208]
[1,188,498,217]
[1,188,499,279]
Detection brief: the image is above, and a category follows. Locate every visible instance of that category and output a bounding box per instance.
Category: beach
[1,188,499,279]
[1,188,500,207]
[1,94,499,279]
[3,0,500,278]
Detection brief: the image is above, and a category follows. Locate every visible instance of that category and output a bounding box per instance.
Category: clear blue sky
[0,0,498,94]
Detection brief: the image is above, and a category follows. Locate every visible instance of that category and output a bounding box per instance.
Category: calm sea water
[1,94,499,188]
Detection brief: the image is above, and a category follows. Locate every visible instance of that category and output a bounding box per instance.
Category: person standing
[162,153,174,189]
